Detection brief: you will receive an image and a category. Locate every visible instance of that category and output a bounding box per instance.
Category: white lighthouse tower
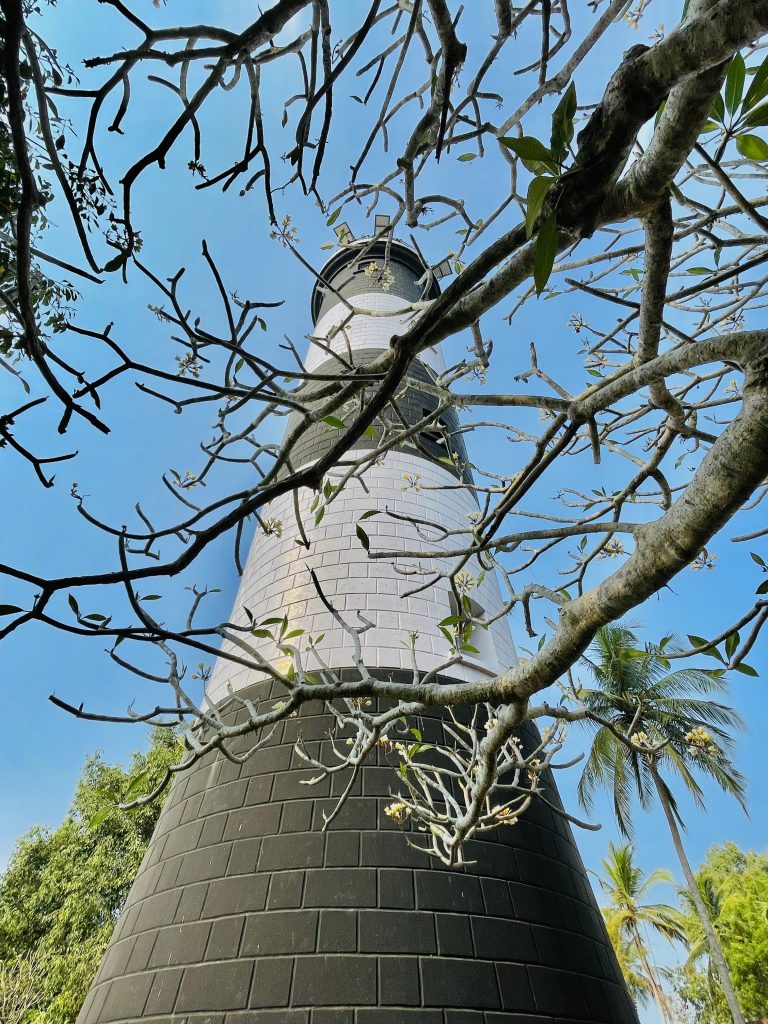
[78,236,638,1024]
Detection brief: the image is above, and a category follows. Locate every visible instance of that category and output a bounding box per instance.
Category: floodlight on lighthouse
[334,221,354,244]
[433,257,452,279]
[374,214,391,233]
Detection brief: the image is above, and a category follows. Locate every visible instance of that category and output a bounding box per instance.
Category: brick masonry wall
[77,683,639,1024]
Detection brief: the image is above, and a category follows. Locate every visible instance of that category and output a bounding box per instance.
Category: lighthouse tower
[78,237,638,1024]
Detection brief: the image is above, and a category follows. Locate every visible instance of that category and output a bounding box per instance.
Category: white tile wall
[305,291,446,375]
[206,448,517,706]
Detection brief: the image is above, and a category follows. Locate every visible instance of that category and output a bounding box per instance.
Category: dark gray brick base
[77,680,639,1024]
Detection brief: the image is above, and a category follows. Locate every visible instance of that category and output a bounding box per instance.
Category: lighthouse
[77,236,638,1024]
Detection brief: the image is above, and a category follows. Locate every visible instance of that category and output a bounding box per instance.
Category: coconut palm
[599,842,684,1023]
[678,876,726,1003]
[576,623,748,1024]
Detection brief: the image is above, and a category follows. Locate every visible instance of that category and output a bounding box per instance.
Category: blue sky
[1,3,766,1020]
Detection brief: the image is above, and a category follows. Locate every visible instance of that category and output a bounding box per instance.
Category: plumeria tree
[0,0,768,886]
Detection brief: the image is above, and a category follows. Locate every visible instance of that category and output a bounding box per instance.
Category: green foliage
[599,843,684,1015]
[576,624,746,838]
[0,729,183,1024]
[699,51,768,164]
[0,9,86,359]
[674,842,768,1023]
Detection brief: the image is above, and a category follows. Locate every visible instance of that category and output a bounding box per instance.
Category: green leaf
[744,103,768,128]
[356,525,370,551]
[743,53,768,111]
[88,807,114,829]
[736,133,768,160]
[711,93,725,124]
[498,135,558,174]
[686,266,711,275]
[725,631,740,658]
[326,208,342,226]
[283,629,305,639]
[83,613,108,622]
[622,649,650,660]
[68,594,80,617]
[525,175,555,238]
[125,769,149,799]
[359,510,380,520]
[751,551,767,568]
[756,579,768,594]
[314,506,325,526]
[725,53,746,114]
[550,82,577,165]
[533,211,557,296]
[439,615,462,627]
[103,253,128,273]
[458,152,477,161]
[462,644,481,654]
[0,604,22,616]
[323,415,345,429]
[688,634,709,648]
[703,647,726,664]
[735,663,759,676]
[251,629,274,639]
[363,425,377,438]
[141,594,162,601]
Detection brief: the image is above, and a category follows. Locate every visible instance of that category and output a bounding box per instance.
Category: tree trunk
[651,764,746,1024]
[631,922,673,1024]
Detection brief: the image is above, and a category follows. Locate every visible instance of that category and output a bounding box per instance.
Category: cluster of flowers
[378,736,408,758]
[384,800,410,823]
[685,727,719,757]
[261,517,284,538]
[454,571,475,594]
[491,805,518,827]
[364,260,395,292]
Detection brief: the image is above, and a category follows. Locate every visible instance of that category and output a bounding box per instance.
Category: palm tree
[576,623,748,1024]
[678,876,727,1005]
[599,842,684,1023]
